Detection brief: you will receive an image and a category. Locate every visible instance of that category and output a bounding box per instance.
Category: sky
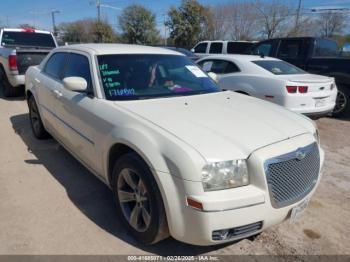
[1,0,350,33]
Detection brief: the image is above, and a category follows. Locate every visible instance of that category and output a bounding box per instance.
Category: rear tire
[333,86,350,117]
[112,153,169,245]
[28,96,50,139]
[0,68,22,97]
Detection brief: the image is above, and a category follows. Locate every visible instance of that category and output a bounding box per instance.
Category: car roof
[55,43,186,56]
[197,54,280,62]
[2,28,52,34]
[196,54,284,75]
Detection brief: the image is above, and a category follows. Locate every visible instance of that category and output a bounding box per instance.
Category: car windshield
[1,31,56,48]
[253,60,305,75]
[97,54,219,100]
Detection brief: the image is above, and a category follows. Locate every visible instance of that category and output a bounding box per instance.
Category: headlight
[201,160,249,191]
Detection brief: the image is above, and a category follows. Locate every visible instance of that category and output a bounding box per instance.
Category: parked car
[0,28,57,97]
[251,37,350,116]
[26,44,324,246]
[161,46,199,61]
[197,55,337,119]
[191,40,255,57]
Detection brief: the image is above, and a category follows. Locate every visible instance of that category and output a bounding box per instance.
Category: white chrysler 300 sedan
[25,44,324,246]
[196,55,337,118]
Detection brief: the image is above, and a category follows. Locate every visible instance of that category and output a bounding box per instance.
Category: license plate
[315,98,327,107]
[290,198,309,223]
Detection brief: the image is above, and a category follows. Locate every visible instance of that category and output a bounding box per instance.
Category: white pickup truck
[0,28,57,97]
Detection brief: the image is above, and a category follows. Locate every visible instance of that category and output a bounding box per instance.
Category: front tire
[28,96,50,139]
[333,86,350,117]
[112,153,169,245]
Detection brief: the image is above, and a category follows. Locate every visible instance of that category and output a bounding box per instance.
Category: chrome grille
[265,143,320,208]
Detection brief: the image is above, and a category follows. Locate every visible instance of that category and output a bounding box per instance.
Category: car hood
[117,91,314,161]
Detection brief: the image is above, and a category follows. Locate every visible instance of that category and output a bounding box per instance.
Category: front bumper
[156,133,324,246]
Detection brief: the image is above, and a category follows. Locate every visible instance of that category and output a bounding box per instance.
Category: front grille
[265,143,320,208]
[212,221,263,241]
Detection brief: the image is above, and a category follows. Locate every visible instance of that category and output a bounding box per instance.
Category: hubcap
[334,90,347,114]
[117,168,151,232]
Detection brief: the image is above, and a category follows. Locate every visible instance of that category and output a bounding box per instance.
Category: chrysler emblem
[296,150,306,160]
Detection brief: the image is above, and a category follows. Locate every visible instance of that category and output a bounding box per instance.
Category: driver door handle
[53,90,62,99]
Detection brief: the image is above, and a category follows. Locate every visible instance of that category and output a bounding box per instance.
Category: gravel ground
[0,93,349,255]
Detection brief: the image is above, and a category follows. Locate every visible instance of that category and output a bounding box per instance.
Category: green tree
[58,19,118,43]
[118,4,160,44]
[166,0,212,48]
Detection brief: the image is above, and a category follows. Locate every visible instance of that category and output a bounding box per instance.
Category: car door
[53,52,100,172]
[37,52,67,135]
[198,59,240,90]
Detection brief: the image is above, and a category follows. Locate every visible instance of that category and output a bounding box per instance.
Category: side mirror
[207,72,218,83]
[190,48,195,53]
[63,77,87,92]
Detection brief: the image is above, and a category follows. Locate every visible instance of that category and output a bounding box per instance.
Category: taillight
[298,86,308,93]
[286,86,297,93]
[8,55,17,71]
[22,28,35,33]
[286,85,308,93]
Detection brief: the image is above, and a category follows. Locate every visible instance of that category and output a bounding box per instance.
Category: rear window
[253,60,305,75]
[1,31,56,48]
[227,42,254,54]
[314,39,339,57]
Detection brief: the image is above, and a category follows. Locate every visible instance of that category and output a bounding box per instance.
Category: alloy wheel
[333,90,347,114]
[29,99,41,135]
[117,168,152,232]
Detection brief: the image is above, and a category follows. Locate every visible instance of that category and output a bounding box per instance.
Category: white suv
[191,40,255,57]
[25,44,324,246]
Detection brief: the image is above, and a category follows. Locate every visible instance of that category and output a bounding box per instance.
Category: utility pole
[90,0,101,22]
[51,10,60,37]
[295,0,302,34]
[163,14,167,46]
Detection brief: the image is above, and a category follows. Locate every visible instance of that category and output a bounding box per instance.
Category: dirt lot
[0,93,349,256]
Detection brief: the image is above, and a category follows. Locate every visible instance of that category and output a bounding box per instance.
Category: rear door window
[252,42,273,56]
[278,40,303,58]
[227,42,254,54]
[43,52,67,80]
[62,53,92,91]
[194,42,208,53]
[199,60,240,74]
[209,42,223,54]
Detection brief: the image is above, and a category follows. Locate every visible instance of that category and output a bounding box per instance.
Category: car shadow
[10,113,232,255]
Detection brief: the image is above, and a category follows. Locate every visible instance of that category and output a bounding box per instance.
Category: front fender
[102,124,207,184]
